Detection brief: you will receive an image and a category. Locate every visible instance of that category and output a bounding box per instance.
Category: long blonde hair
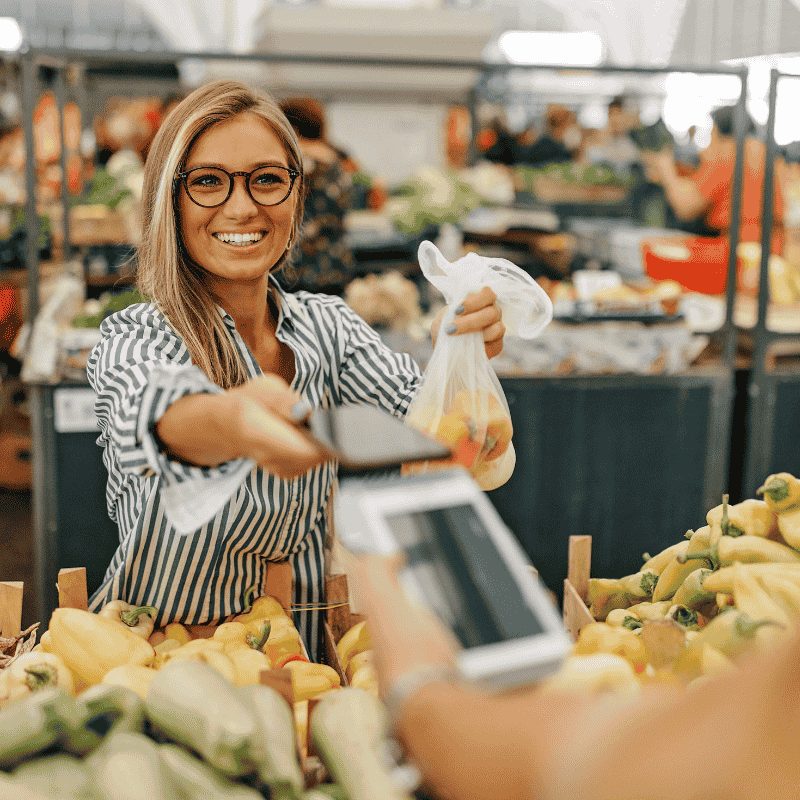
[137,80,304,388]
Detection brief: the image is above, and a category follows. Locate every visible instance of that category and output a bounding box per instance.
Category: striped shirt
[87,279,421,655]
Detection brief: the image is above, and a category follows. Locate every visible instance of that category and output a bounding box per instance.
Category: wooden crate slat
[57,568,88,610]
[263,561,294,611]
[325,573,352,643]
[323,622,347,685]
[567,535,592,603]
[563,579,594,641]
[0,581,23,637]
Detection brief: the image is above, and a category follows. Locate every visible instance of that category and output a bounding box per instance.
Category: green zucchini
[0,772,49,800]
[303,785,347,800]
[64,684,145,756]
[0,688,81,769]
[88,731,174,800]
[311,689,413,800]
[158,743,263,800]
[145,660,258,778]
[13,753,94,799]
[238,684,303,800]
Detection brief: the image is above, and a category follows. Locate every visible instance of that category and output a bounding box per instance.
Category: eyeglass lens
[185,166,293,207]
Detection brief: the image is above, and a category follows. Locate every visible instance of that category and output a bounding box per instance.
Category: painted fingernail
[454,303,465,315]
[445,323,458,335]
[290,399,312,422]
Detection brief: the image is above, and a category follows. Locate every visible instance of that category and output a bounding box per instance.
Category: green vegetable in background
[12,753,94,800]
[88,732,174,800]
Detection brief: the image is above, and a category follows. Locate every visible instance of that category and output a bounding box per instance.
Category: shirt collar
[214,275,298,334]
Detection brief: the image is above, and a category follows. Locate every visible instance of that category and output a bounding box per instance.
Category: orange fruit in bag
[450,391,513,461]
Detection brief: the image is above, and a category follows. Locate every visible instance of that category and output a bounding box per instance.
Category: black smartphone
[307,404,451,473]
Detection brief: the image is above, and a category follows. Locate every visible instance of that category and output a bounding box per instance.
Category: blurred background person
[583,96,641,170]
[645,106,784,250]
[518,104,579,167]
[278,96,357,295]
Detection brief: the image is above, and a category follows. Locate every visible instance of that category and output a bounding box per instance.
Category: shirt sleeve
[690,156,728,207]
[330,298,422,418]
[87,303,249,486]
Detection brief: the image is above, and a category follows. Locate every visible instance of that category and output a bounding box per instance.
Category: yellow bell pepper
[777,506,800,550]
[224,643,272,685]
[706,498,777,539]
[345,650,374,681]
[98,601,158,639]
[101,664,158,699]
[232,588,287,625]
[212,622,249,646]
[541,654,641,696]
[163,623,192,645]
[572,622,647,670]
[348,663,378,694]
[162,639,236,683]
[680,534,800,569]
[335,621,371,672]
[48,608,155,686]
[757,472,800,513]
[285,661,339,701]
[652,527,712,602]
[3,652,75,702]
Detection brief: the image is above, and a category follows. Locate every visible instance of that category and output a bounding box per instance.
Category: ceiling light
[0,18,22,52]
[497,30,603,67]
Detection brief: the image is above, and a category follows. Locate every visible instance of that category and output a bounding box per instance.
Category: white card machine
[335,469,571,689]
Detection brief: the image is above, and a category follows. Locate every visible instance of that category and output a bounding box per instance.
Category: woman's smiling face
[177,111,298,284]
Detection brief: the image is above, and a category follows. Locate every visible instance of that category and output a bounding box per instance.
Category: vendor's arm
[88,304,324,483]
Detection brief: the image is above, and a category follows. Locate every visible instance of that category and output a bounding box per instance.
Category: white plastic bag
[405,241,553,490]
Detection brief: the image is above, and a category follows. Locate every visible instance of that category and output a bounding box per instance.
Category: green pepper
[668,605,699,629]
[304,786,348,800]
[158,743,263,800]
[12,753,93,800]
[0,688,83,770]
[145,660,259,778]
[671,568,715,610]
[88,732,174,800]
[0,773,49,799]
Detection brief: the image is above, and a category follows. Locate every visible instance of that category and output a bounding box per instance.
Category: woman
[346,551,800,800]
[87,80,504,656]
[278,96,356,295]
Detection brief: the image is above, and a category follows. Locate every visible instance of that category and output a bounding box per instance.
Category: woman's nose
[223,175,259,218]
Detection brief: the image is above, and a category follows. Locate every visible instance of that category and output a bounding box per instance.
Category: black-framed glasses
[176,165,301,208]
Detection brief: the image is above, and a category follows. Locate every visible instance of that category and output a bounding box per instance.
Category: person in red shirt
[646,106,784,251]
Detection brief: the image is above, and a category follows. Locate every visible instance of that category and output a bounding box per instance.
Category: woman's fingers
[233,374,308,422]
[446,302,501,336]
[455,286,497,316]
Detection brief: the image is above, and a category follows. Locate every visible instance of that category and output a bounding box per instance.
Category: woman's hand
[228,374,328,478]
[642,147,677,185]
[431,287,506,359]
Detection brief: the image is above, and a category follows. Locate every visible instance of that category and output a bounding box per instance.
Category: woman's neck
[207,273,274,345]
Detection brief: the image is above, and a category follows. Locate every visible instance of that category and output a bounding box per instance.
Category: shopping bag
[405,241,553,490]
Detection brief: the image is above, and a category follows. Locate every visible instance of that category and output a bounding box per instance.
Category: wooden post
[563,535,594,641]
[325,573,351,643]
[0,581,24,637]
[259,667,295,706]
[567,535,592,602]
[263,561,293,611]
[57,568,88,610]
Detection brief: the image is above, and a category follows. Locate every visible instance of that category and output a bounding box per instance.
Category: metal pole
[722,69,748,369]
[20,49,40,322]
[53,66,72,259]
[744,67,780,495]
[466,85,479,167]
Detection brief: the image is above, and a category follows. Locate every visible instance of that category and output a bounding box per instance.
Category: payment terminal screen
[386,504,545,648]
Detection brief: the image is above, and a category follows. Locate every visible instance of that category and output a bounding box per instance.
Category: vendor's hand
[431,287,505,359]
[228,374,327,477]
[340,547,459,690]
[642,147,677,185]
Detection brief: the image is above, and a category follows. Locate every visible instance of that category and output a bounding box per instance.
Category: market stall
[741,68,800,496]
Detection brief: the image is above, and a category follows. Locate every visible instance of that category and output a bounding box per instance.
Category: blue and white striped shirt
[86,279,421,653]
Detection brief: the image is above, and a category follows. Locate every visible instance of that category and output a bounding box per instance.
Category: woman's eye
[254,172,283,186]
[191,173,222,187]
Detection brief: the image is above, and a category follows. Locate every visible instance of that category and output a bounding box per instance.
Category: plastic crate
[643,236,729,295]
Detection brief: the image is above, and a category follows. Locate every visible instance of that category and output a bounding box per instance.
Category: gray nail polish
[290,399,312,422]
[445,323,457,335]
[454,303,465,315]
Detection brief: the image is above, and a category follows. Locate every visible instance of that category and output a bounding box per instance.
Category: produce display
[0,589,402,799]
[544,472,800,695]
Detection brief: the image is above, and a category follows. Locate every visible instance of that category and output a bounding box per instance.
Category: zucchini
[88,731,174,800]
[13,753,94,800]
[0,773,49,800]
[0,688,82,769]
[158,743,263,800]
[145,660,258,778]
[65,684,145,756]
[303,785,348,800]
[311,689,413,800]
[238,684,303,800]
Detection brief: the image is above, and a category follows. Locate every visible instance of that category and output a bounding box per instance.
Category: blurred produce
[515,162,632,204]
[344,272,420,331]
[545,474,800,695]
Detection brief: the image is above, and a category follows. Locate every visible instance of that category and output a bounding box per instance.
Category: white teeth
[214,232,263,245]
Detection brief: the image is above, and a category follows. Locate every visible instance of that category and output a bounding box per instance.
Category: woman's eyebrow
[184,160,291,171]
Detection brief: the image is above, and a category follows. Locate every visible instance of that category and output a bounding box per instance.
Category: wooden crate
[562,535,595,641]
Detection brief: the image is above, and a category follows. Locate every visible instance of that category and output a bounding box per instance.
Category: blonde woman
[87,80,504,655]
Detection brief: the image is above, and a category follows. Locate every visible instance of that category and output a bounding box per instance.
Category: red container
[643,236,729,295]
